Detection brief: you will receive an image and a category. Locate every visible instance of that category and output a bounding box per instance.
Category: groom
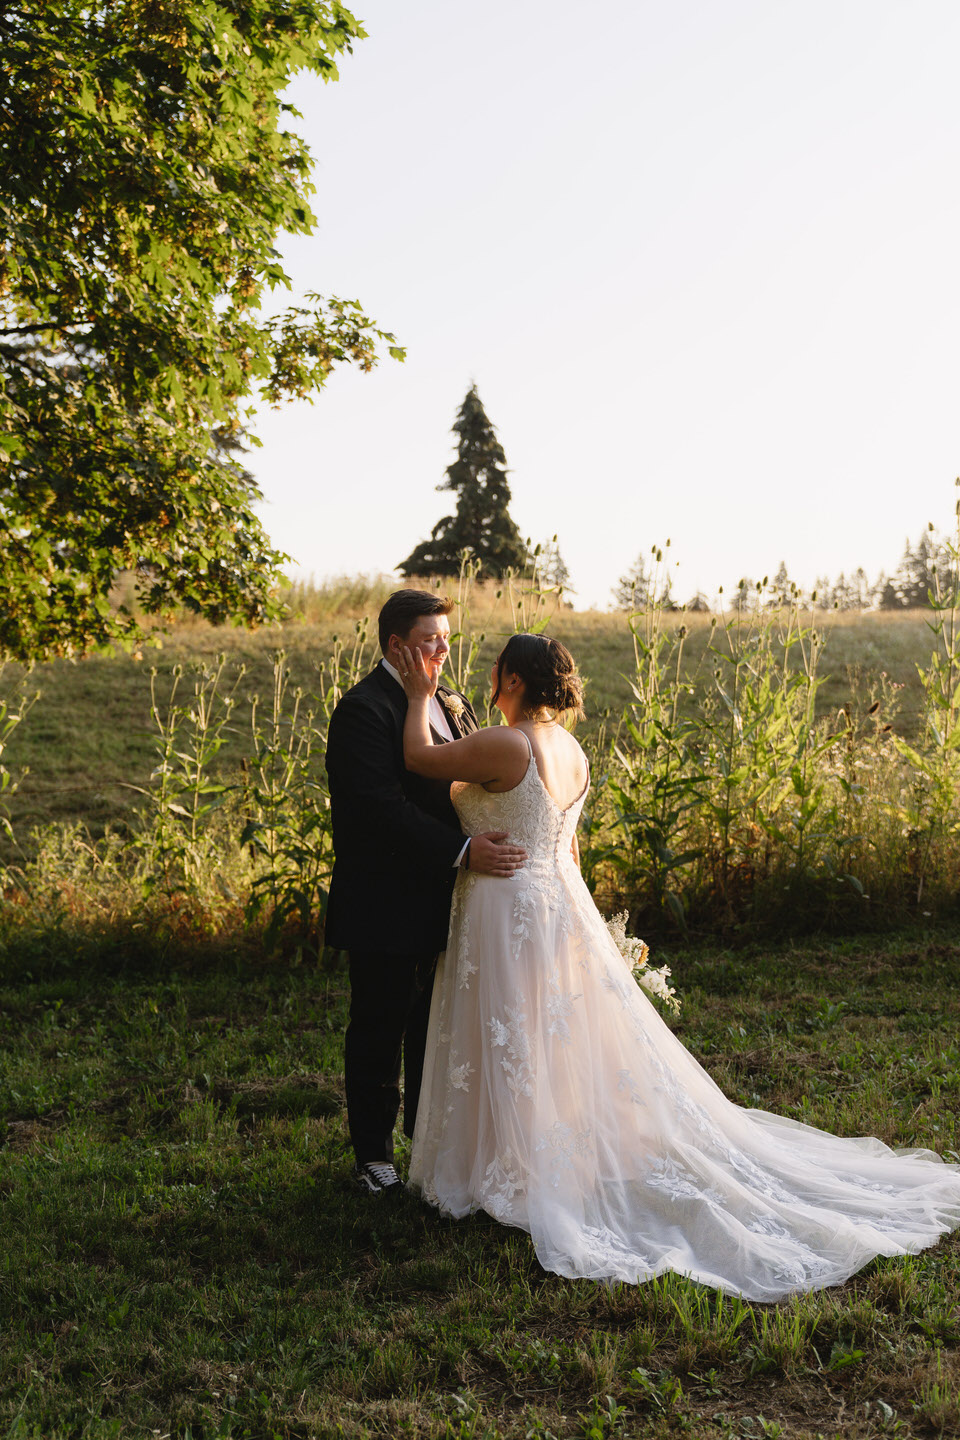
[325,588,526,1194]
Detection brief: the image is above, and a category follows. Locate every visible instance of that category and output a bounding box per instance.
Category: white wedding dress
[409,737,960,1301]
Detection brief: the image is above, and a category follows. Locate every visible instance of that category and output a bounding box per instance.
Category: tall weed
[6,541,960,941]
[242,627,371,955]
[599,542,960,932]
[131,656,244,896]
[0,665,36,853]
[884,505,960,902]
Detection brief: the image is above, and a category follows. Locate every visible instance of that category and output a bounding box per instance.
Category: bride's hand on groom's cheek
[400,645,437,697]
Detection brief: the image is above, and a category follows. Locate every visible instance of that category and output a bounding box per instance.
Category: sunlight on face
[395,614,450,675]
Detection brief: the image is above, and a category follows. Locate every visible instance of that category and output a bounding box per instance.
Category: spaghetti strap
[519,730,535,760]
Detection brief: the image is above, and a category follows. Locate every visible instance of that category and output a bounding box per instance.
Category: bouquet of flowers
[605,912,680,1014]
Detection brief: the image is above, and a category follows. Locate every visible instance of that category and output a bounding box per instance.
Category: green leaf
[0,3,400,661]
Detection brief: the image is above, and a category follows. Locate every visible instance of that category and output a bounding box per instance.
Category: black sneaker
[354,1160,402,1195]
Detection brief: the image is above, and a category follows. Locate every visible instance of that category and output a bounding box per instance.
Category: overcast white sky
[248,0,960,609]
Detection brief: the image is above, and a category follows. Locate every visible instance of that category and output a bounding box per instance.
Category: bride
[397,633,960,1301]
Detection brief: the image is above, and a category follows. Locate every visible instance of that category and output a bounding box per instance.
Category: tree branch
[0,321,89,337]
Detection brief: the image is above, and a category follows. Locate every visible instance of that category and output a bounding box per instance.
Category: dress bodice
[452,746,588,867]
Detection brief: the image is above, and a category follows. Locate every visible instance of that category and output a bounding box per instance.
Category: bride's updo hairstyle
[493,634,585,722]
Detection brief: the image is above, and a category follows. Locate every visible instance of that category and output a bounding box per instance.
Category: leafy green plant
[885,501,960,903]
[1,4,403,659]
[131,656,243,896]
[243,629,372,955]
[0,665,37,851]
[606,544,705,927]
[443,552,491,705]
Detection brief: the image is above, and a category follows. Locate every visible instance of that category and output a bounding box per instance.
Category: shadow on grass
[2,917,960,1437]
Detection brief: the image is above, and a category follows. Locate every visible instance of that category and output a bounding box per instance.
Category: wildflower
[605,912,680,1014]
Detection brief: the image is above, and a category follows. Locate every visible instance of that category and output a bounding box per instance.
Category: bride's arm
[400,646,528,784]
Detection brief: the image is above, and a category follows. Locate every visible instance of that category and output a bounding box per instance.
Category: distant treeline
[614,528,957,613]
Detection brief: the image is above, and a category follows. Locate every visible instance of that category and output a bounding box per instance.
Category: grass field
[0,605,940,847]
[2,587,960,1437]
[1,924,958,1439]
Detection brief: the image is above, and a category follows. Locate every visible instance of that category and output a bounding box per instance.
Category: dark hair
[492,633,585,721]
[378,589,454,654]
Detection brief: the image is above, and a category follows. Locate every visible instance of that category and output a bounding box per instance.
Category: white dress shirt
[381,659,469,867]
[381,658,455,740]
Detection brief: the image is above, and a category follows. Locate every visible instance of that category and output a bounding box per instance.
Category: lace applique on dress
[536,1122,592,1188]
[546,972,581,1044]
[647,1157,722,1209]
[448,1062,474,1092]
[456,899,477,989]
[480,1153,524,1222]
[616,1069,646,1105]
[487,1000,534,1099]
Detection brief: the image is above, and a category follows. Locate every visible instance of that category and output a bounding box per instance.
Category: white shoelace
[364,1161,400,1186]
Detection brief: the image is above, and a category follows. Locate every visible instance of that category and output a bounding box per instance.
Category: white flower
[637,963,680,1014]
[604,911,680,1014]
[449,1062,474,1091]
[604,911,650,970]
[442,692,466,719]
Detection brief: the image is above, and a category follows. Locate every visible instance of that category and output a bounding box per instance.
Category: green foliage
[398,385,531,579]
[0,1,403,660]
[0,666,36,846]
[594,544,960,931]
[8,558,960,936]
[241,629,371,954]
[130,654,246,896]
[0,930,957,1437]
[885,494,960,903]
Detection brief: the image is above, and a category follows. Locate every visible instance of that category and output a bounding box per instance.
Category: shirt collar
[381,657,446,696]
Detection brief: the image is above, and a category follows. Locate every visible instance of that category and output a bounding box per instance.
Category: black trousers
[344,948,439,1164]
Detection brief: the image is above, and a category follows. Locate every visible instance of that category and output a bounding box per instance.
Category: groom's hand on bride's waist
[468,832,527,878]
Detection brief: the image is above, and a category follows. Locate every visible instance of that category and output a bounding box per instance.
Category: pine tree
[812,576,833,610]
[877,571,903,610]
[772,560,791,598]
[892,535,929,607]
[612,553,651,610]
[613,543,680,610]
[833,572,857,611]
[732,577,756,612]
[398,386,531,578]
[536,538,574,593]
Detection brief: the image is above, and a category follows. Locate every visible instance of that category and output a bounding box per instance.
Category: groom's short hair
[378,589,454,653]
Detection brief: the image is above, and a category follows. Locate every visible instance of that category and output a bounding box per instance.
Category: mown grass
[0,607,939,848]
[1,922,958,1439]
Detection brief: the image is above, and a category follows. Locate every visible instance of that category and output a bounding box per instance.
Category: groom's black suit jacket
[324,665,480,955]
